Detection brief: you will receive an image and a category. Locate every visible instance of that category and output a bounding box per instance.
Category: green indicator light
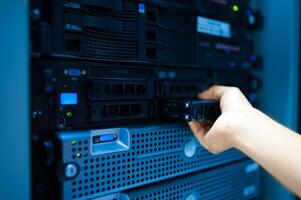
[76,153,81,158]
[66,111,73,118]
[71,140,77,145]
[232,5,239,12]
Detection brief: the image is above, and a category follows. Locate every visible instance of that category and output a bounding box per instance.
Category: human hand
[188,85,255,154]
[191,86,301,197]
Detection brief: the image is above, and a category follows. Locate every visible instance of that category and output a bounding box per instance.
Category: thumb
[198,85,229,100]
[188,121,213,146]
[188,121,206,142]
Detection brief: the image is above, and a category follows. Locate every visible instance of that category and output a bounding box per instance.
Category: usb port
[93,134,117,144]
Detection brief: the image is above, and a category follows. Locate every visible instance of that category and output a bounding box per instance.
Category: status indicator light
[232,5,239,12]
[76,153,81,158]
[71,140,77,145]
[66,111,73,118]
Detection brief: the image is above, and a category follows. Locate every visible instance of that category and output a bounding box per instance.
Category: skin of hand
[189,85,253,154]
[188,85,301,197]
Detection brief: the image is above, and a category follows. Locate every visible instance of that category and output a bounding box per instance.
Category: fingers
[198,85,230,100]
[188,121,213,146]
[188,120,231,154]
[203,128,230,154]
[188,121,206,142]
[188,121,205,135]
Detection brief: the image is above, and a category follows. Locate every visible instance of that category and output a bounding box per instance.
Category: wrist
[229,107,261,150]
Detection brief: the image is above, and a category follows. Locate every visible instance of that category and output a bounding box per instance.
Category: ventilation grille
[147,9,195,64]
[78,0,138,60]
[126,160,259,200]
[59,123,246,200]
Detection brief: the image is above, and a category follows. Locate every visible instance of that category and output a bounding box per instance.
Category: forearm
[233,108,301,197]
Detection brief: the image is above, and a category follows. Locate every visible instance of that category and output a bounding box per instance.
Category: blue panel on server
[98,160,260,200]
[55,123,247,200]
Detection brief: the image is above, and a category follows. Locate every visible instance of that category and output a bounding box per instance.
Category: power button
[184,140,198,158]
[65,163,78,178]
[185,194,197,200]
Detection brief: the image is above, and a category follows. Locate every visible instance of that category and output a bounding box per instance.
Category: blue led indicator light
[139,3,145,14]
[60,93,78,105]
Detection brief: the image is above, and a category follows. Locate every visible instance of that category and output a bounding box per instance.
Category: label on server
[197,16,231,38]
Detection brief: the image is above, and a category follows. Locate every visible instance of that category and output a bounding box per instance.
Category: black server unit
[30,0,263,199]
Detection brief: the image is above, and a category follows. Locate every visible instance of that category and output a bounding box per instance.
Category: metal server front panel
[30,0,263,199]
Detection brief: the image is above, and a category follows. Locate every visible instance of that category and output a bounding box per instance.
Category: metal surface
[257,0,300,199]
[0,0,30,200]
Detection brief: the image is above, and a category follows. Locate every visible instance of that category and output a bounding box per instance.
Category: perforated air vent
[65,0,138,60]
[131,172,246,200]
[58,123,246,200]
[125,160,259,200]
[144,4,195,65]
[83,1,137,60]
